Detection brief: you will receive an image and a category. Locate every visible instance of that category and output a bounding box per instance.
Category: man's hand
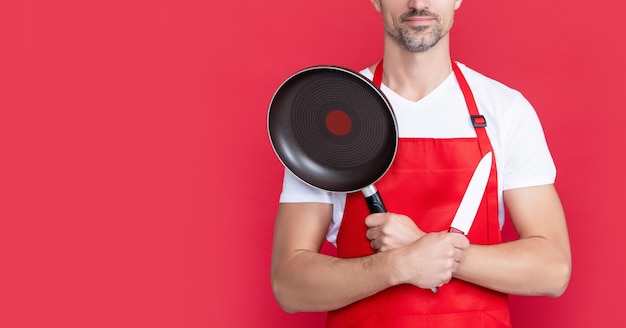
[392,232,470,290]
[365,212,470,290]
[365,213,424,252]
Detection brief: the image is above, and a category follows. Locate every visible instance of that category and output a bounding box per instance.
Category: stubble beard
[386,10,446,53]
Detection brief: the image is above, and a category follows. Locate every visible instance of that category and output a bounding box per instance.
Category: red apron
[326,62,511,328]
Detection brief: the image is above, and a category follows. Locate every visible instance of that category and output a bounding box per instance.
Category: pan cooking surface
[269,66,397,192]
[292,73,390,168]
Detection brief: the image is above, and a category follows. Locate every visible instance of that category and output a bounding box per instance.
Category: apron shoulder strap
[451,61,492,157]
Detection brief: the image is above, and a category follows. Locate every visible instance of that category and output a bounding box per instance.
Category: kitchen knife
[430,151,492,293]
[449,151,492,235]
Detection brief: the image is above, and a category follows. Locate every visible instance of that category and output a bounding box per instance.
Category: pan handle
[361,185,387,213]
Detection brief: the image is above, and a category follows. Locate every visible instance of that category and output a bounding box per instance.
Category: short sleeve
[279,169,334,204]
[500,94,557,190]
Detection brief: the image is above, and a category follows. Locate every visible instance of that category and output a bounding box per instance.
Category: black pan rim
[267,65,398,193]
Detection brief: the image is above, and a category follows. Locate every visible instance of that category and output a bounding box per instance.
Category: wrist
[384,248,407,287]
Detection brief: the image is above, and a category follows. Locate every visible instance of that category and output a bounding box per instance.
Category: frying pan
[267,65,398,213]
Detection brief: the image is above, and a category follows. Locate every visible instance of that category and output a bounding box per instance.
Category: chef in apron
[271,0,571,327]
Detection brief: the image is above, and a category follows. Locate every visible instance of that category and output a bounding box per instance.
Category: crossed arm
[270,184,571,313]
[453,184,571,295]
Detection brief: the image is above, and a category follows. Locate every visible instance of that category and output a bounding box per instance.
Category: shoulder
[455,62,524,105]
[456,62,538,131]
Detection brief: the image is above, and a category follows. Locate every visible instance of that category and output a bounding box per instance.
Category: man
[271,0,572,326]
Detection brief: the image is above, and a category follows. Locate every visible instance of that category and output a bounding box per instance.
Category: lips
[403,16,434,23]
[400,9,438,23]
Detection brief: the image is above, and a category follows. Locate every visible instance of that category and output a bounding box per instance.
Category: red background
[1,0,625,327]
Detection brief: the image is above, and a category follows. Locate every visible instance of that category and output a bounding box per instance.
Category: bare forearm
[271,204,472,313]
[272,250,396,313]
[453,237,571,297]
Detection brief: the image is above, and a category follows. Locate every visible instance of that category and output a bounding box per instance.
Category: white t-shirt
[279,62,556,245]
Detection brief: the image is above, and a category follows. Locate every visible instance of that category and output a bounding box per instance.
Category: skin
[366,185,572,295]
[271,0,572,313]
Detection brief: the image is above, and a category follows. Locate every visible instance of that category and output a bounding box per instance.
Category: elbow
[271,277,299,314]
[545,259,572,298]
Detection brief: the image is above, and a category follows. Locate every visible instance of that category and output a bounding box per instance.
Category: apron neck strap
[451,61,479,117]
[373,59,384,88]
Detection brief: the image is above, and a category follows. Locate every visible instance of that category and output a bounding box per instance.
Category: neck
[371,36,453,102]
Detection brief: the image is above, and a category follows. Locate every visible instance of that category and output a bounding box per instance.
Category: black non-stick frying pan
[268,65,398,213]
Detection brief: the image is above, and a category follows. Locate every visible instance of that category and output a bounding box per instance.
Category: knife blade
[430,151,493,293]
[449,151,492,235]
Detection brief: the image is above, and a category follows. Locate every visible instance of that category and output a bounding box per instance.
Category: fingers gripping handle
[360,185,437,293]
[430,228,466,293]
